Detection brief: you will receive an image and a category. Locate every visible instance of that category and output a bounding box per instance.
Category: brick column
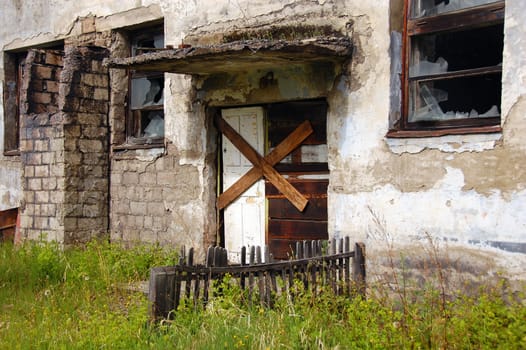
[19,49,65,242]
[60,46,110,244]
[19,46,110,244]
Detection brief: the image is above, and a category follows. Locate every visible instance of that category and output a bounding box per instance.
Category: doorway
[218,99,329,261]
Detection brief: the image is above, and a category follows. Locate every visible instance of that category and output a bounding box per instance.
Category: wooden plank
[265,179,328,197]
[248,246,255,303]
[240,246,247,289]
[344,237,351,294]
[268,197,327,220]
[148,267,172,320]
[386,124,502,138]
[273,163,329,174]
[337,238,344,295]
[352,242,366,296]
[173,270,182,312]
[206,246,214,267]
[217,119,313,210]
[216,115,308,211]
[407,1,504,36]
[269,239,302,261]
[409,65,502,82]
[268,219,328,238]
[0,208,17,228]
[148,239,364,320]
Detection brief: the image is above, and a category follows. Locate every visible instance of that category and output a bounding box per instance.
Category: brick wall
[19,49,65,241]
[60,46,110,244]
[19,46,110,244]
[109,144,215,254]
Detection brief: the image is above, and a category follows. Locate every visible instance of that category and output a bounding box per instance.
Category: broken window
[127,27,165,144]
[3,52,26,155]
[398,0,504,134]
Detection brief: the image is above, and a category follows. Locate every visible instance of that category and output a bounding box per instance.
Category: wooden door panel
[268,198,327,220]
[265,100,329,260]
[0,208,18,242]
[221,107,265,262]
[265,179,328,197]
[268,220,328,238]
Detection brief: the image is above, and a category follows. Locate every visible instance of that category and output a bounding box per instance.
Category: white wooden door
[221,107,265,263]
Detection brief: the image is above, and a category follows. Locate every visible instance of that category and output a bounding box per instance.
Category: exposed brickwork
[19,49,65,242]
[19,47,110,244]
[60,46,110,244]
[109,144,211,251]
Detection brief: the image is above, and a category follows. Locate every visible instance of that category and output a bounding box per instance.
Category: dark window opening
[410,24,503,75]
[127,26,165,144]
[3,52,26,155]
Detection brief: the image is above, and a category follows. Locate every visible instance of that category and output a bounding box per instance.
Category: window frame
[3,52,26,155]
[390,0,505,138]
[125,26,165,146]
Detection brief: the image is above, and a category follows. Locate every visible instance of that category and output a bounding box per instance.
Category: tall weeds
[0,240,524,349]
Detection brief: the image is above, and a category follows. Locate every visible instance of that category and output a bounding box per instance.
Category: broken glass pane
[412,0,500,18]
[410,24,503,75]
[409,57,448,77]
[130,76,164,108]
[409,75,501,122]
[142,111,164,138]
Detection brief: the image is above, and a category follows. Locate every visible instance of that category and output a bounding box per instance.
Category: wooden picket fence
[148,238,365,320]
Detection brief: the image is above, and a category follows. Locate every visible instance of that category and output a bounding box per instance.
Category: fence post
[149,266,174,321]
[352,242,366,296]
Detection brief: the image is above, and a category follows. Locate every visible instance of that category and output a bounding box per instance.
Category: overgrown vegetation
[222,24,342,43]
[0,240,524,349]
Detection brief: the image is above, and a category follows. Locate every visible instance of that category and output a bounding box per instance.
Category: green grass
[1,240,525,349]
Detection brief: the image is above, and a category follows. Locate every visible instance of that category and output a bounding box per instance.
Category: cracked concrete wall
[1,1,525,281]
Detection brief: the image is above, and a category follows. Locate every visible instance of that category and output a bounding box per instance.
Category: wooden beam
[217,120,313,210]
[216,116,308,212]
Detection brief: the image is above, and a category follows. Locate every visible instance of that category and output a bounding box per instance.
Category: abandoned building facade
[1,0,525,280]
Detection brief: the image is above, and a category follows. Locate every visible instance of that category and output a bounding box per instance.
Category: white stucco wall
[1,0,524,279]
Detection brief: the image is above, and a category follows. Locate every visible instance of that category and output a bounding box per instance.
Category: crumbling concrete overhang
[104,37,352,75]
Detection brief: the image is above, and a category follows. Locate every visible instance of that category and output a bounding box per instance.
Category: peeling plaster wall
[0,162,22,210]
[0,1,163,50]
[328,0,526,283]
[0,1,163,212]
[1,0,525,280]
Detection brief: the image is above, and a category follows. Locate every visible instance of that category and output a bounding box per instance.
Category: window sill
[385,128,502,154]
[3,149,20,157]
[112,138,165,151]
[385,125,502,139]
